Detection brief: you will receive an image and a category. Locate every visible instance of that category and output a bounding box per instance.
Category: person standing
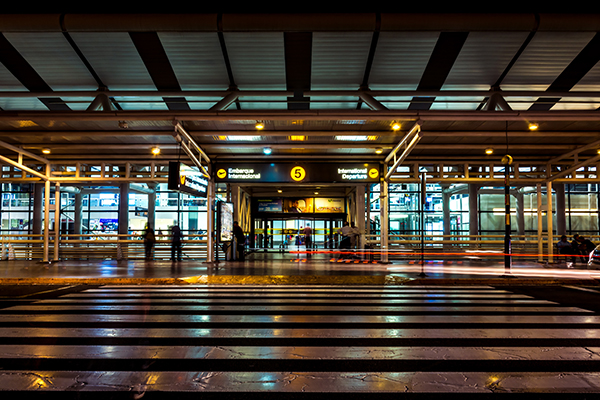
[571,234,582,264]
[338,221,352,259]
[143,226,155,261]
[171,225,183,262]
[233,221,246,261]
[303,223,313,255]
[557,235,572,265]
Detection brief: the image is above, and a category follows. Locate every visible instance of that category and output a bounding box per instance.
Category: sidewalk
[0,253,598,286]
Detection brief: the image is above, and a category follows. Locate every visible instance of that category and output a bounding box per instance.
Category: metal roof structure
[0,12,599,188]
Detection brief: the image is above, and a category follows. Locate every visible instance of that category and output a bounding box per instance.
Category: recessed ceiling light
[42,148,51,154]
[375,147,383,154]
[255,121,265,130]
[151,147,160,155]
[529,123,539,130]
[485,148,494,155]
[263,147,272,155]
[391,122,401,131]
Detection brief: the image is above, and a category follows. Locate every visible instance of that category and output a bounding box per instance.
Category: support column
[207,180,215,262]
[231,184,240,221]
[43,167,50,263]
[469,184,479,247]
[119,183,129,258]
[147,189,156,229]
[441,184,451,249]
[537,184,544,262]
[555,183,566,235]
[74,192,82,252]
[33,183,43,236]
[547,181,553,263]
[380,179,389,263]
[54,182,60,261]
[516,191,525,238]
[356,184,366,254]
[366,184,371,236]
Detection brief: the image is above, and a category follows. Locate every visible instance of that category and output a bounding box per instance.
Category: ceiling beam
[408,32,469,111]
[3,89,600,98]
[1,130,600,138]
[3,110,600,122]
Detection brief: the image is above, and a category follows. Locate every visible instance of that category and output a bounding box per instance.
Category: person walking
[171,225,183,262]
[303,224,313,249]
[233,221,246,261]
[143,226,155,261]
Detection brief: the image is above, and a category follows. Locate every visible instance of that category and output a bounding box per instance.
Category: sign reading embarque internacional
[214,163,380,183]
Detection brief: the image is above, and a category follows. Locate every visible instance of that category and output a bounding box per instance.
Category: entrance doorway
[253,216,345,252]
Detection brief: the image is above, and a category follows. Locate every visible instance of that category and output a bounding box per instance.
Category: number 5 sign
[290,166,306,182]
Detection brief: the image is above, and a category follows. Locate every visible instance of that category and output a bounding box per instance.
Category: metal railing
[0,234,208,261]
[0,233,595,262]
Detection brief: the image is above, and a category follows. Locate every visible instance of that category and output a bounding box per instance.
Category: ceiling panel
[311,32,371,90]
[159,32,229,90]
[224,32,286,90]
[502,32,596,90]
[71,32,155,90]
[0,62,26,92]
[444,32,529,90]
[572,60,600,91]
[3,32,96,90]
[369,32,439,90]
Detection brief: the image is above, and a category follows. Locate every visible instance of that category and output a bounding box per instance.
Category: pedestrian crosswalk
[0,284,599,396]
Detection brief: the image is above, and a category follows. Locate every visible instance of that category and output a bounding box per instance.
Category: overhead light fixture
[277,189,283,193]
[335,135,378,141]
[314,192,319,195]
[42,148,51,154]
[151,147,160,155]
[391,122,401,131]
[263,147,272,155]
[529,123,539,130]
[255,121,265,130]
[375,147,383,154]
[485,148,494,155]
[289,136,305,141]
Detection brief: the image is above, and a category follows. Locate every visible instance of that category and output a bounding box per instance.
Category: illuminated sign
[254,197,344,214]
[214,163,380,183]
[168,161,208,198]
[218,202,233,242]
[290,166,306,182]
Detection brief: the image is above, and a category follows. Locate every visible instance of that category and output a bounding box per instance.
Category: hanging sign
[214,163,380,183]
[168,161,208,198]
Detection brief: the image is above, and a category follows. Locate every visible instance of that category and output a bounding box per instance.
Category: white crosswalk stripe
[0,285,599,396]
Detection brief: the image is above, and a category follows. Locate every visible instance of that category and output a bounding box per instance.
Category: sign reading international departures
[214,163,380,183]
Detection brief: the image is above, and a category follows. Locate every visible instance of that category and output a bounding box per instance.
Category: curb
[0,275,598,286]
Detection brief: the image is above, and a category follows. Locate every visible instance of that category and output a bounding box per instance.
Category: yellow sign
[180,174,186,185]
[290,166,306,182]
[368,168,379,179]
[217,169,227,179]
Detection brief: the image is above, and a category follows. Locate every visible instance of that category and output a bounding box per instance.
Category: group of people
[338,221,361,259]
[557,234,596,265]
[142,225,183,262]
